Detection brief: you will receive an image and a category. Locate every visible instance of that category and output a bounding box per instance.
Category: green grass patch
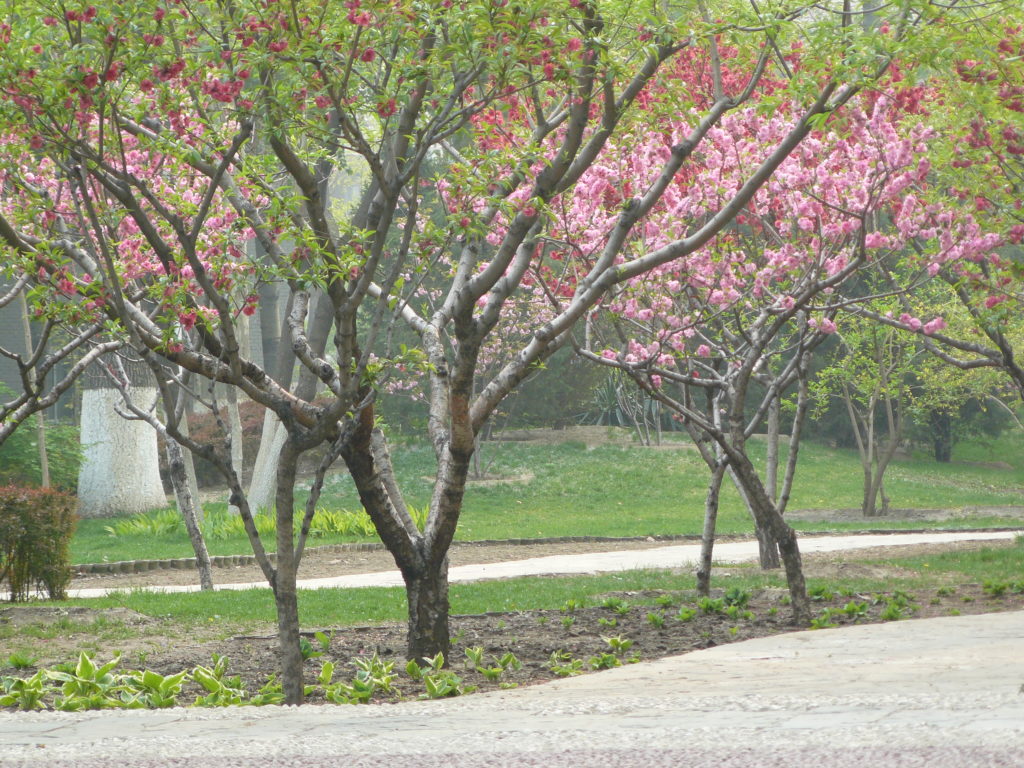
[884,535,1024,584]
[53,540,1020,631]
[70,432,1024,564]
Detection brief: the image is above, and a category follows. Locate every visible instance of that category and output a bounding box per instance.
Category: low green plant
[299,631,333,661]
[697,597,724,615]
[547,650,584,677]
[324,653,398,703]
[122,669,188,709]
[646,611,666,629]
[561,599,583,613]
[809,609,838,630]
[808,585,834,602]
[723,587,751,608]
[983,580,1010,598]
[48,652,124,711]
[880,601,907,621]
[191,654,248,707]
[104,508,182,538]
[405,652,475,699]
[723,605,755,621]
[5,651,37,670]
[676,606,697,622]
[603,635,634,656]
[561,615,575,629]
[588,652,621,670]
[0,669,50,710]
[654,594,676,608]
[601,596,630,615]
[597,617,618,628]
[841,601,868,620]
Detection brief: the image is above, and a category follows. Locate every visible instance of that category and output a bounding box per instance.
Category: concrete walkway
[65,530,1021,598]
[2,609,1022,767]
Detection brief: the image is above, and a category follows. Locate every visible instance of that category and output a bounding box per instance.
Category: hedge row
[0,486,77,601]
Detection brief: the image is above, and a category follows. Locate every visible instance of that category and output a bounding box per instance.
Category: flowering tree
[0,0,986,703]
[564,87,968,604]
[0,277,119,446]
[849,21,1024,396]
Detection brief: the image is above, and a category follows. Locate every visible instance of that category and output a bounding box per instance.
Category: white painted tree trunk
[77,387,168,518]
[247,413,286,512]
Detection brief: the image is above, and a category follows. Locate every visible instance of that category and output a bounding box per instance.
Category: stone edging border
[73,527,1024,576]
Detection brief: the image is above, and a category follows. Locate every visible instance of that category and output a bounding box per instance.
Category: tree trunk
[765,394,780,504]
[164,437,213,590]
[273,440,305,705]
[226,386,244,513]
[78,361,168,518]
[727,465,781,569]
[862,466,879,516]
[728,452,810,623]
[696,460,727,597]
[931,409,953,463]
[404,558,452,660]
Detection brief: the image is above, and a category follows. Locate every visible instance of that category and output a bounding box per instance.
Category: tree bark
[696,460,728,596]
[728,451,810,623]
[765,394,780,504]
[164,437,214,590]
[404,558,452,660]
[273,440,305,705]
[931,409,953,463]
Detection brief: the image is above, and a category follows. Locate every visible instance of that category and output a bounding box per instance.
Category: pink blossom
[899,313,922,331]
[922,317,947,336]
[696,344,711,358]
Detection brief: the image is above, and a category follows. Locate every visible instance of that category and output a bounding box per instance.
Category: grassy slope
[70,431,1024,564]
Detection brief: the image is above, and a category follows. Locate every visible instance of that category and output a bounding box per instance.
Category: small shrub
[0,485,77,601]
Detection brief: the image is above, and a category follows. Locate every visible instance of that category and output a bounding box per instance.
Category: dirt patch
[491,426,637,446]
[0,605,152,629]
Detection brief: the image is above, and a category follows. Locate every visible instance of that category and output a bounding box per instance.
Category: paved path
[64,530,1021,598]
[2,609,1022,767]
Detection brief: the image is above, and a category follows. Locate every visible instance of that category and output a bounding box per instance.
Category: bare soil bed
[3,537,1023,707]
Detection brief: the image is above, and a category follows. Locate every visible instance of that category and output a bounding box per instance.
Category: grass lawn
[16,535,1024,643]
[70,431,1024,564]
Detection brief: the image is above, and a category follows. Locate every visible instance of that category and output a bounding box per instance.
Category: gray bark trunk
[273,440,305,705]
[405,559,452,660]
[696,460,728,597]
[728,452,810,624]
[164,437,214,590]
[765,395,780,504]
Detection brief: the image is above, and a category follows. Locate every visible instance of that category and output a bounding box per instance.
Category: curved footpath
[64,529,1023,597]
